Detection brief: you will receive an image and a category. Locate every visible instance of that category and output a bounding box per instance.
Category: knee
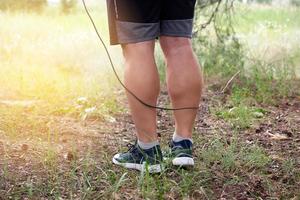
[121,41,155,63]
[159,36,193,59]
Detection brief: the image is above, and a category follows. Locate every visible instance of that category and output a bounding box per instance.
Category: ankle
[138,140,160,150]
[172,132,193,143]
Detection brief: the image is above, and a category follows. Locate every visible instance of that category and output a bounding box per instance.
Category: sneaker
[112,141,163,173]
[170,140,194,166]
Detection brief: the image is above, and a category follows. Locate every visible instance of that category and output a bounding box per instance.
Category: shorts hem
[114,20,160,45]
[160,32,193,38]
[117,35,159,45]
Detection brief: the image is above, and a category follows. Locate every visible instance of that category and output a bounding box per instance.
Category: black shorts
[106,0,197,45]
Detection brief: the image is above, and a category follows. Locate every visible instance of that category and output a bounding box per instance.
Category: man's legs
[159,36,203,139]
[109,0,200,171]
[121,40,160,143]
[112,40,163,173]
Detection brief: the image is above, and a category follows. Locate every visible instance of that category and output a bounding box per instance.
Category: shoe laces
[126,140,139,154]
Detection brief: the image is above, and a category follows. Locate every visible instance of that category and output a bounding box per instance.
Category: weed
[113,172,128,193]
[1,161,9,180]
[281,158,300,186]
[201,139,225,166]
[241,145,271,169]
[282,158,296,175]
[201,138,239,172]
[229,86,254,106]
[221,141,238,172]
[43,147,58,172]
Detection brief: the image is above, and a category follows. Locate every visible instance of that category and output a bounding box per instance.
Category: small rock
[64,151,76,161]
[61,139,68,143]
[21,144,29,151]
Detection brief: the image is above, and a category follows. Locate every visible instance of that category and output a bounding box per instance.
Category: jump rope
[82,0,200,111]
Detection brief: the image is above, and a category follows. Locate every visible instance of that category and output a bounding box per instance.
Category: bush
[193,1,245,81]
[0,0,47,12]
[61,0,77,14]
[290,0,300,7]
[193,1,298,104]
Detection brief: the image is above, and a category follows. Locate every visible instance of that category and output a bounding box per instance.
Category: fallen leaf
[266,131,290,140]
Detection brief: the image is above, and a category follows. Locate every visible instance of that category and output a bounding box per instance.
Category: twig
[221,70,241,93]
[199,0,222,9]
[200,0,222,30]
[200,187,210,200]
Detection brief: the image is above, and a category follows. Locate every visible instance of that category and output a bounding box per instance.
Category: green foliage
[229,87,254,105]
[290,0,300,7]
[0,0,47,12]
[194,1,299,106]
[193,1,245,80]
[241,55,298,104]
[196,37,245,79]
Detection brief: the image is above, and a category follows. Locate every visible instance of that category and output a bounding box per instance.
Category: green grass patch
[201,138,270,172]
[241,145,271,169]
[215,105,265,129]
[234,5,300,33]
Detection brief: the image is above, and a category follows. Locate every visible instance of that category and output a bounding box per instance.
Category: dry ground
[0,87,299,199]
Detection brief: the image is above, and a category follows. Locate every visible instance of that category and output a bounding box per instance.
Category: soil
[0,88,299,199]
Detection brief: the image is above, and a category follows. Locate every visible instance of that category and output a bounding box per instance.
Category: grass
[214,86,268,129]
[0,5,122,111]
[234,4,300,33]
[0,5,125,125]
[0,3,300,199]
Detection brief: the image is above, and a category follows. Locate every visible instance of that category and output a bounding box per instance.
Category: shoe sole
[112,154,163,173]
[172,157,194,166]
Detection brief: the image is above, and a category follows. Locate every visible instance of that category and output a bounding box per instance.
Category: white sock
[172,132,193,143]
[138,140,159,150]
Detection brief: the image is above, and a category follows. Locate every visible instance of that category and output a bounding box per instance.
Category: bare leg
[121,40,160,143]
[159,36,203,138]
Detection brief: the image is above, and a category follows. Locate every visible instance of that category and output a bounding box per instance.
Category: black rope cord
[82,0,199,111]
